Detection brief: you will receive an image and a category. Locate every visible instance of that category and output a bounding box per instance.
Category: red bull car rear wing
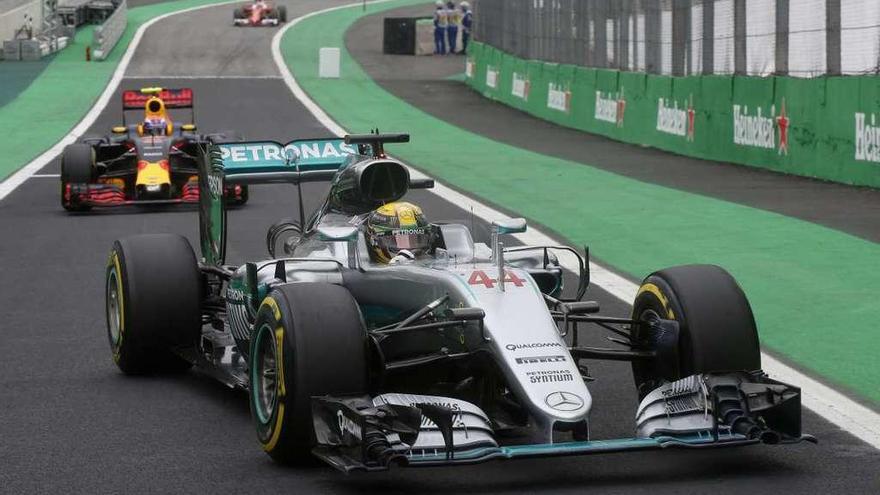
[122,87,194,110]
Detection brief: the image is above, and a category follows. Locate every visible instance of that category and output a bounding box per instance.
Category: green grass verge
[283,0,880,404]
[0,0,228,181]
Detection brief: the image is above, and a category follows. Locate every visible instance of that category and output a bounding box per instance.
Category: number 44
[467,269,525,289]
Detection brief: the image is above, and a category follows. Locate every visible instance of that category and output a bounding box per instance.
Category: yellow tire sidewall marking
[261,296,282,321]
[109,251,125,362]
[636,282,676,319]
[261,296,287,452]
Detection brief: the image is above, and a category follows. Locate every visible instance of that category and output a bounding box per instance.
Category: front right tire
[60,143,95,211]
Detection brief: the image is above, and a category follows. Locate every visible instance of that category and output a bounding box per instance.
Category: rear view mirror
[266,218,303,258]
[318,225,358,243]
[492,218,527,235]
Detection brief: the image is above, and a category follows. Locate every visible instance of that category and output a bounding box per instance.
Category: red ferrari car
[233,0,286,26]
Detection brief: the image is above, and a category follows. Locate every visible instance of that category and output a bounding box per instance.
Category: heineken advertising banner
[465,42,880,188]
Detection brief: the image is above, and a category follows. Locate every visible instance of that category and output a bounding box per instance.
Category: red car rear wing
[122,88,194,110]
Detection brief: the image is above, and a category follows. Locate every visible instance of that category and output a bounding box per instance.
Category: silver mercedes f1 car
[104,133,813,471]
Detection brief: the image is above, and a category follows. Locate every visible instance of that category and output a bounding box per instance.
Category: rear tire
[249,283,368,464]
[277,5,286,23]
[106,234,202,374]
[60,143,95,211]
[630,264,761,399]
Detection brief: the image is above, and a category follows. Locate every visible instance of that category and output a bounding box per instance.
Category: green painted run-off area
[283,0,880,405]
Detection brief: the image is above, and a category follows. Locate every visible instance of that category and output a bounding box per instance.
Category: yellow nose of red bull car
[135,159,171,197]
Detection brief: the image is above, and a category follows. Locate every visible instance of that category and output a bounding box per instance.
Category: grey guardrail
[92,0,126,60]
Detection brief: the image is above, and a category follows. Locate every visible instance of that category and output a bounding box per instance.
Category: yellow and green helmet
[365,201,434,263]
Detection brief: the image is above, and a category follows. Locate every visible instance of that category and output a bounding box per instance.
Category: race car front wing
[64,182,245,207]
[233,17,280,26]
[310,372,815,472]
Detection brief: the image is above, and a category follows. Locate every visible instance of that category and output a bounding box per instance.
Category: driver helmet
[143,117,167,136]
[366,202,434,263]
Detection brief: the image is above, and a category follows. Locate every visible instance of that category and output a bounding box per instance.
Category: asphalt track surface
[0,1,878,493]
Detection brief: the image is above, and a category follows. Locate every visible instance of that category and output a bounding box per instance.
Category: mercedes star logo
[544,391,584,411]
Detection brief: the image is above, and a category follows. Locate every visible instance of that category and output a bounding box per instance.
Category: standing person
[433,1,448,55]
[446,1,459,55]
[460,1,472,54]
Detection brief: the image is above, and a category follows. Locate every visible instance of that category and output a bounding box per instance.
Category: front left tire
[249,283,369,464]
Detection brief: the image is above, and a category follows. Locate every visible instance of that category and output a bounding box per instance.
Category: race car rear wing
[122,88,194,109]
[198,137,357,266]
[197,135,432,266]
[218,138,358,184]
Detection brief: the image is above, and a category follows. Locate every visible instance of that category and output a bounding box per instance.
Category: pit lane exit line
[272,0,880,449]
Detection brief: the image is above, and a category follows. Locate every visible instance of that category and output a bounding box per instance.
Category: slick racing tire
[249,283,368,464]
[60,143,95,211]
[277,5,287,22]
[630,264,761,399]
[106,234,202,374]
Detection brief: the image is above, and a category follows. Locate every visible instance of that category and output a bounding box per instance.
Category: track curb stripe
[272,1,880,449]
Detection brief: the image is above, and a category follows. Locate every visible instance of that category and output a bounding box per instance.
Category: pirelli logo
[515,355,566,364]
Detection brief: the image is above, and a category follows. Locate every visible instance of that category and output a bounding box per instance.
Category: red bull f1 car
[60,88,248,211]
[104,133,813,471]
[233,0,286,26]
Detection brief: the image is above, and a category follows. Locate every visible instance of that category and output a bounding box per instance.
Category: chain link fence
[473,0,880,77]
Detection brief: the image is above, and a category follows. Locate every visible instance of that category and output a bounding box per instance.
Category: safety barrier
[91,0,126,60]
[465,42,880,189]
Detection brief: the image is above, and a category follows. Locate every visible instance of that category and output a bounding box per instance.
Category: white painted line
[0,0,242,202]
[125,75,283,79]
[272,2,880,449]
[31,174,61,178]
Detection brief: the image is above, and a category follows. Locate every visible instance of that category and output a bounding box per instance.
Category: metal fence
[473,0,880,77]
